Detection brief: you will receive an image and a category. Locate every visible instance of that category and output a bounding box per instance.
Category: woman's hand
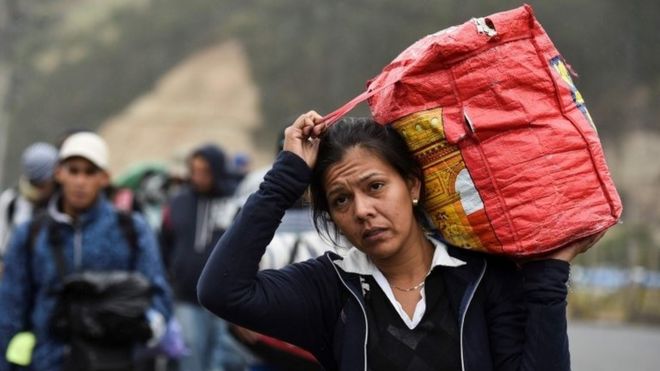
[283,111,326,168]
[542,230,607,263]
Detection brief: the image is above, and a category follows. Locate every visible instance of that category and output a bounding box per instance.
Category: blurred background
[1,0,658,369]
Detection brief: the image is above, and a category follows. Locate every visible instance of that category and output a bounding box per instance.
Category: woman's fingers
[301,111,324,138]
[542,230,608,263]
[302,120,313,138]
[292,111,318,127]
[312,121,327,137]
[283,110,325,169]
[295,114,325,142]
[577,230,606,253]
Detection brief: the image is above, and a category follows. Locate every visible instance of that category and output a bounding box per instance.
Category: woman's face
[324,147,421,261]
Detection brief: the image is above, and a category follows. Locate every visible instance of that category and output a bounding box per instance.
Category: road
[568,321,660,371]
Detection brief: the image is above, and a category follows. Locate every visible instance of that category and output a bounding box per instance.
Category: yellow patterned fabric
[392,108,498,252]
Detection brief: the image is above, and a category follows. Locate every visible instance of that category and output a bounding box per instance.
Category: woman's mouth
[362,227,387,243]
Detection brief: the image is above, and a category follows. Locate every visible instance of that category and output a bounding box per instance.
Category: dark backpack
[22,211,148,371]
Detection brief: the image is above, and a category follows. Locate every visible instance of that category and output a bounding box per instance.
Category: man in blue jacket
[0,132,172,371]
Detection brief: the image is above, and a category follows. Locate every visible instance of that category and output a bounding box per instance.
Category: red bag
[323,4,622,256]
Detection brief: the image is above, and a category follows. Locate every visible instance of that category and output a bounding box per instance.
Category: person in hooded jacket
[161,144,248,371]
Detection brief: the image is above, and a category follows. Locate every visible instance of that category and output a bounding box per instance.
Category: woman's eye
[332,195,349,208]
[370,182,385,191]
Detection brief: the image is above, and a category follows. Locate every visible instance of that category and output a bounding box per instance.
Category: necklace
[391,280,426,292]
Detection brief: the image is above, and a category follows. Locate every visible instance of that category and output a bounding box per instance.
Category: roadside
[568,320,660,371]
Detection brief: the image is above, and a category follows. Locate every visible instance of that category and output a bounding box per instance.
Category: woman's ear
[407,176,422,201]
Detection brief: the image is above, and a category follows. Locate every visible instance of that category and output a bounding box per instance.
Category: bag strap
[116,211,139,271]
[321,81,396,125]
[6,191,17,225]
[47,220,68,282]
[22,213,50,328]
[26,212,49,253]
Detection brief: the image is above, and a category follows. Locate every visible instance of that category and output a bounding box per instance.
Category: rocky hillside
[99,39,271,176]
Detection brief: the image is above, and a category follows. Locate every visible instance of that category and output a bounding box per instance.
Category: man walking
[161,144,246,371]
[0,132,172,371]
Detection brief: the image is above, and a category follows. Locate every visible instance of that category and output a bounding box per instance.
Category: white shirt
[333,236,465,329]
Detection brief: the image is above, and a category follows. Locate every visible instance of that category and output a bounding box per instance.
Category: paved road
[568,321,660,371]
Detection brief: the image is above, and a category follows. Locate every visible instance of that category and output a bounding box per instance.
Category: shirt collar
[334,235,466,275]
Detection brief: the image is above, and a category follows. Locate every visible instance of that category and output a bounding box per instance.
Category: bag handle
[321,80,398,125]
[322,90,369,125]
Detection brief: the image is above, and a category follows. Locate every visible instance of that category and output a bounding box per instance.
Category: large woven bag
[323,4,622,256]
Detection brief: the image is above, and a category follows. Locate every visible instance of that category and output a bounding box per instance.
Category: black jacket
[162,144,235,304]
[198,151,571,371]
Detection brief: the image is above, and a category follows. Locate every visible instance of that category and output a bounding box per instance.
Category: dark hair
[310,117,426,244]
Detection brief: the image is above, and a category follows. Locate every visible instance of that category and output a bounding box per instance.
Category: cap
[21,142,58,183]
[58,132,109,170]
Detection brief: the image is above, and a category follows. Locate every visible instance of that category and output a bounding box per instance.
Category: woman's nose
[353,193,375,221]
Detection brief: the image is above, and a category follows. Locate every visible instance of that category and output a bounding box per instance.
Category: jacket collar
[326,235,488,317]
[332,235,466,276]
[48,193,109,226]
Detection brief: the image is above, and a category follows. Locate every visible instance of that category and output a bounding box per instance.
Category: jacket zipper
[327,254,369,371]
[73,222,83,271]
[460,260,487,371]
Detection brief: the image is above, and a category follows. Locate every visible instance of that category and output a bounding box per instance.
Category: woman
[198,111,603,371]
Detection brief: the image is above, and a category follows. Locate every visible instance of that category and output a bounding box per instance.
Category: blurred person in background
[161,144,248,371]
[229,152,251,188]
[0,142,58,277]
[0,132,172,371]
[112,164,175,233]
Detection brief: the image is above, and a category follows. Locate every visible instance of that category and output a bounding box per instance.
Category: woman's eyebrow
[358,172,382,183]
[326,184,345,197]
[327,171,384,194]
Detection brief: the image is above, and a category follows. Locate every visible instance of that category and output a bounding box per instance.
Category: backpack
[21,211,149,371]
